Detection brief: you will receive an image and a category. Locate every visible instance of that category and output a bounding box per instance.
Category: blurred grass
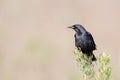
[24,38,56,64]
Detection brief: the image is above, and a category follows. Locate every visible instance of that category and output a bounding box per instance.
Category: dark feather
[69,24,96,61]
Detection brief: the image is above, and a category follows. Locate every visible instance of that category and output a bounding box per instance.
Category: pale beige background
[0,0,120,80]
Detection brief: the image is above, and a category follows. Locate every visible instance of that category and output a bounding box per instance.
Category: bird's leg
[83,54,93,64]
[77,47,81,52]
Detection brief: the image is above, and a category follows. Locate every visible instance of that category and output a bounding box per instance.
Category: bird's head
[68,24,86,34]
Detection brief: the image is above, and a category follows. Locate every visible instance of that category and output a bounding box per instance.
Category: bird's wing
[87,32,96,50]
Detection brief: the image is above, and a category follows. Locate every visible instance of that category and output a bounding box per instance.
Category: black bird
[68,24,96,61]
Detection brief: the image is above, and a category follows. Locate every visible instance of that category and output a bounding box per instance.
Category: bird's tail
[92,54,96,61]
[86,53,96,61]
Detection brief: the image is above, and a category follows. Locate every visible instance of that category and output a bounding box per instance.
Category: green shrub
[74,48,112,80]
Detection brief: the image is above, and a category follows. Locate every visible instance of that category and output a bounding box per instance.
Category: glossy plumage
[68,24,96,61]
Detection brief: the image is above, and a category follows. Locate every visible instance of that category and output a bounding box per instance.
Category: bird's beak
[68,26,74,29]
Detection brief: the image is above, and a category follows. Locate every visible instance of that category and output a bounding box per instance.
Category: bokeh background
[0,0,120,80]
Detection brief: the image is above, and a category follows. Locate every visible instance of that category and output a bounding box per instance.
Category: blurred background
[0,0,120,80]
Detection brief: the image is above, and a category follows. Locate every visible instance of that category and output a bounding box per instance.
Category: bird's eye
[73,25,76,29]
[73,25,75,27]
